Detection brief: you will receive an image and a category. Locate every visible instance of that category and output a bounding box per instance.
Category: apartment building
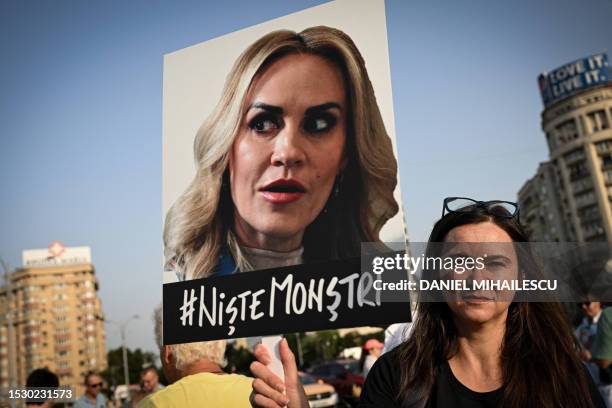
[0,242,106,396]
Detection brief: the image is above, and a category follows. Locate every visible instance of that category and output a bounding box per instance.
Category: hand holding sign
[261,336,285,380]
[250,338,308,408]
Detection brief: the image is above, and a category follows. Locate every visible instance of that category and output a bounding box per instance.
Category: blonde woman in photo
[164,26,398,280]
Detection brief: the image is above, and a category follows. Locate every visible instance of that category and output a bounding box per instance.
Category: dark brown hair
[397,206,594,408]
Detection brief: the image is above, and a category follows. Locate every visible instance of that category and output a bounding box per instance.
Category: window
[587,110,610,133]
[596,140,612,154]
[575,191,596,208]
[564,148,585,163]
[579,205,600,221]
[572,178,592,193]
[567,161,589,181]
[556,118,579,144]
[328,365,345,377]
[311,365,330,377]
[583,222,605,239]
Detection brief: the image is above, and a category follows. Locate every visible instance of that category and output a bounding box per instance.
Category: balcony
[55,344,71,352]
[56,368,72,376]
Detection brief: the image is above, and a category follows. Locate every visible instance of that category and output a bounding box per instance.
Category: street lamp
[105,315,139,390]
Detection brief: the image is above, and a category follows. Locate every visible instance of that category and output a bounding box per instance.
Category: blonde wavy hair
[164,26,398,279]
[154,305,227,370]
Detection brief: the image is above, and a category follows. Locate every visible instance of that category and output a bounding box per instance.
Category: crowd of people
[14,201,612,408]
[575,300,612,406]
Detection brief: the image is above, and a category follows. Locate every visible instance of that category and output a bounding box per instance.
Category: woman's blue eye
[248,114,279,133]
[303,114,336,133]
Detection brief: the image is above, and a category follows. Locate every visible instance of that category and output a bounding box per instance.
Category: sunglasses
[442,197,520,221]
[89,382,103,388]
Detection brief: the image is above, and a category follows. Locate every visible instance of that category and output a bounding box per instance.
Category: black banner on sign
[163,257,412,345]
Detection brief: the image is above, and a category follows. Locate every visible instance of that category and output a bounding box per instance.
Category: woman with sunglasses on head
[250,197,605,408]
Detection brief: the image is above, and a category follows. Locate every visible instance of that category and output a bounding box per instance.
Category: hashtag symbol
[180,289,197,326]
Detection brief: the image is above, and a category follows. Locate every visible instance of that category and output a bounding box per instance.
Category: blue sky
[1,0,611,352]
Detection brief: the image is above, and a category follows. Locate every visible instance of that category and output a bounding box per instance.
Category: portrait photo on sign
[161,0,410,343]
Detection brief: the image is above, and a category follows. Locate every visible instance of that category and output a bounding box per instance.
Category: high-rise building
[519,53,612,243]
[518,162,570,242]
[0,242,106,396]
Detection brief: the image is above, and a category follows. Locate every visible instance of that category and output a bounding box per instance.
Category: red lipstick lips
[260,179,306,204]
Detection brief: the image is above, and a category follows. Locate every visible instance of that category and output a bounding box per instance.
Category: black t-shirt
[358,347,606,408]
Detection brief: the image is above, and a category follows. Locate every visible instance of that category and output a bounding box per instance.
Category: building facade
[0,243,106,396]
[519,53,612,243]
[518,161,570,242]
[541,84,612,242]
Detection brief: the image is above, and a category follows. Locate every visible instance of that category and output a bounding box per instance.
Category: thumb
[278,338,308,408]
[279,338,299,387]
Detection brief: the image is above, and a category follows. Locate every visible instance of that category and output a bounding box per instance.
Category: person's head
[426,200,526,330]
[363,338,383,357]
[581,300,601,319]
[153,304,227,384]
[84,371,103,398]
[164,26,398,278]
[140,366,160,393]
[397,198,595,408]
[26,368,59,407]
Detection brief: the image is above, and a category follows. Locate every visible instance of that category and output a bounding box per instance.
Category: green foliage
[100,347,158,387]
[221,329,386,375]
[286,329,384,370]
[225,344,255,375]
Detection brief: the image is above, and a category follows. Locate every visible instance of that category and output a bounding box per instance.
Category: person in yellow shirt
[138,306,253,408]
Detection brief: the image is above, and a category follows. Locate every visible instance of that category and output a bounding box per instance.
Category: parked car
[299,372,339,408]
[113,384,141,403]
[307,359,364,405]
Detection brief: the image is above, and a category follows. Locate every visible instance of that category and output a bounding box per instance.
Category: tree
[225,343,255,375]
[100,347,158,387]
[286,329,385,370]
